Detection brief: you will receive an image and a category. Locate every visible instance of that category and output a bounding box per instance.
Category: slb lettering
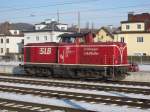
[39,48,51,55]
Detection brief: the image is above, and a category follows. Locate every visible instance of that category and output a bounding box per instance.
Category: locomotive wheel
[66,69,79,79]
[47,69,53,78]
[26,68,36,76]
[112,74,126,81]
[24,68,33,76]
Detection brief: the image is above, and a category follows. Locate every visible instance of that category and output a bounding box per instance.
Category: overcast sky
[0,0,150,28]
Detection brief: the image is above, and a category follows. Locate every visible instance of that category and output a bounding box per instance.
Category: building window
[61,27,65,30]
[6,38,9,43]
[14,31,18,35]
[50,37,52,42]
[38,27,40,30]
[21,48,24,54]
[44,36,47,40]
[21,39,24,44]
[36,36,39,41]
[27,37,30,40]
[134,53,146,56]
[1,48,3,53]
[137,24,141,29]
[1,39,3,43]
[137,37,144,43]
[126,25,130,30]
[6,48,9,53]
[120,37,125,43]
[143,53,146,56]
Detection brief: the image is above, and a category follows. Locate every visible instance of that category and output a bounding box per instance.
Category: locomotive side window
[61,37,75,43]
[59,33,90,44]
[79,37,85,43]
[60,37,85,43]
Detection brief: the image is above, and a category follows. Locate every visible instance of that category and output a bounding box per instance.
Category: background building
[24,19,72,45]
[95,26,120,42]
[0,22,34,61]
[115,13,150,56]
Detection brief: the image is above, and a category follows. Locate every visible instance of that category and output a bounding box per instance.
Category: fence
[128,56,150,64]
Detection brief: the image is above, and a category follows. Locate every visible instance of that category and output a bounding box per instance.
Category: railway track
[106,80,150,87]
[0,98,88,112]
[0,84,150,109]
[0,76,150,95]
[2,73,150,87]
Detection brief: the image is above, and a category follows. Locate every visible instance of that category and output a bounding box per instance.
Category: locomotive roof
[59,32,95,38]
[59,42,126,46]
[25,42,58,46]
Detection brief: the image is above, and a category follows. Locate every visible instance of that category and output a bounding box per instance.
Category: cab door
[58,46,65,63]
[58,45,78,64]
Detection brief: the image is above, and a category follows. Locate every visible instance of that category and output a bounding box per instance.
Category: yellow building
[114,13,150,56]
[95,27,115,42]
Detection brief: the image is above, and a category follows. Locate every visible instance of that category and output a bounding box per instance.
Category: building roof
[121,13,150,31]
[117,31,150,34]
[121,13,150,23]
[121,21,145,23]
[23,29,72,33]
[35,20,68,31]
[97,26,121,38]
[9,23,34,31]
[0,22,34,36]
[42,21,60,31]
[35,21,67,26]
[128,13,150,22]
[25,21,79,33]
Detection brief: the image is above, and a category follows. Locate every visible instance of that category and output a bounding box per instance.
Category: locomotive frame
[24,63,128,80]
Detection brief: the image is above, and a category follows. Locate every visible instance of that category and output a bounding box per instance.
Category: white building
[24,19,71,45]
[24,30,70,45]
[0,22,34,60]
[0,35,24,57]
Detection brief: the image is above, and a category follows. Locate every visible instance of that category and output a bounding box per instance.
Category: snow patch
[0,82,149,100]
[0,92,149,112]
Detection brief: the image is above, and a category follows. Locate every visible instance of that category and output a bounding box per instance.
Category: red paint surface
[24,42,128,65]
[24,42,58,63]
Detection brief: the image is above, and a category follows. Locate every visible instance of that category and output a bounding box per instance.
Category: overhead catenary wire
[0,0,100,12]
[3,3,150,21]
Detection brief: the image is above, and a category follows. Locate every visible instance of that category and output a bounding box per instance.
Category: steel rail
[0,98,90,112]
[0,85,149,109]
[1,74,150,86]
[0,77,149,95]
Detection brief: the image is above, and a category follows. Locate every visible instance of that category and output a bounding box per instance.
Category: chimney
[44,19,51,24]
[128,12,134,21]
[1,22,11,35]
[85,32,94,43]
[108,25,113,29]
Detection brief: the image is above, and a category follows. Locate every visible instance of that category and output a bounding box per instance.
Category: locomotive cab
[59,32,94,44]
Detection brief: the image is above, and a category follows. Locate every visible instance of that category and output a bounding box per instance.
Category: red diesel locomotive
[23,32,129,80]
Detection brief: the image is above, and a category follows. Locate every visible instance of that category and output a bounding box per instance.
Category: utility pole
[57,10,60,23]
[78,11,80,33]
[91,22,94,32]
[86,21,89,29]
